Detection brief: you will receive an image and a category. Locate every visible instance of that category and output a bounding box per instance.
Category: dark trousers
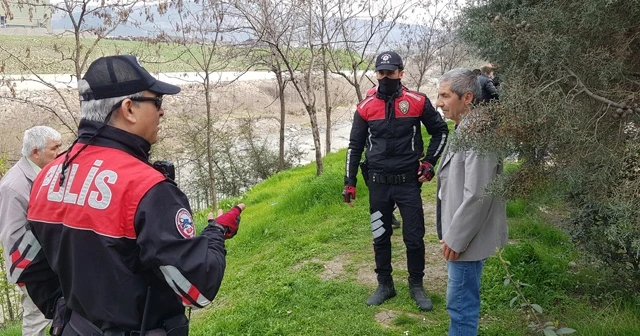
[368,181,425,281]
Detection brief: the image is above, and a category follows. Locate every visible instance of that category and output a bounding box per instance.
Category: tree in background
[397,0,454,92]
[157,0,253,209]
[0,0,145,134]
[327,0,410,102]
[459,0,640,287]
[235,0,299,171]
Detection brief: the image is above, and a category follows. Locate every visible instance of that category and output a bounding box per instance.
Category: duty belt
[65,311,185,336]
[370,172,416,184]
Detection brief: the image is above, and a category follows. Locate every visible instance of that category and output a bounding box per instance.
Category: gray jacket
[436,119,508,261]
[0,157,37,282]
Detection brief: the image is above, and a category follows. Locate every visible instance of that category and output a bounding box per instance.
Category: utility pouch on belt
[50,296,69,336]
[162,314,189,336]
[359,161,370,187]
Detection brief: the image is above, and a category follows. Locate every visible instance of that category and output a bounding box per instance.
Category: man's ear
[118,98,137,124]
[31,147,39,159]
[463,91,474,106]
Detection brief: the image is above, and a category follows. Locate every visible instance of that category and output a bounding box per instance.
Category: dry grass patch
[292,254,350,280]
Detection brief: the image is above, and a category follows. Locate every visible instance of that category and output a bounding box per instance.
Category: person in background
[476,64,499,104]
[0,126,62,336]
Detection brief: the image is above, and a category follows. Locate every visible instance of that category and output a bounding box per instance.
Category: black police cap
[375,51,404,71]
[80,55,180,101]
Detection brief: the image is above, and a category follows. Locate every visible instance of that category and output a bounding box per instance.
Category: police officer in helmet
[11,55,244,335]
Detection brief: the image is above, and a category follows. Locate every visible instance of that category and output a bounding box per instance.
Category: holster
[162,314,189,336]
[50,296,70,336]
[359,161,370,187]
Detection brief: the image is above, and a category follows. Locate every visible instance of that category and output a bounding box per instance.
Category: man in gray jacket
[0,126,62,336]
[435,68,508,336]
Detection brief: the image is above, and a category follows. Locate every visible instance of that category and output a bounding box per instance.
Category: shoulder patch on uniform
[358,96,375,110]
[405,91,423,102]
[175,208,196,239]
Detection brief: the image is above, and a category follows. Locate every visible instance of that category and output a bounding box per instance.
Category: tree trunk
[204,75,218,210]
[353,69,363,102]
[275,69,286,170]
[322,47,332,155]
[307,105,324,175]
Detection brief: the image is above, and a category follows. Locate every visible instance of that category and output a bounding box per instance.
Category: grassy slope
[1,136,639,335]
[188,150,453,335]
[186,152,640,335]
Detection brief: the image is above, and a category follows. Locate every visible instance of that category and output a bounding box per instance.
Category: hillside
[1,135,640,335]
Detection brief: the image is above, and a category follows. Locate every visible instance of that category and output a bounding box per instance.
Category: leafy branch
[497,249,576,336]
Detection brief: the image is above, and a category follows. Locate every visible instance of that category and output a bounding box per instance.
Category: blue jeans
[446,260,485,336]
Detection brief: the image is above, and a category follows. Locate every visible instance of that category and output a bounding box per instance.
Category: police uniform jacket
[10,120,227,332]
[344,86,449,186]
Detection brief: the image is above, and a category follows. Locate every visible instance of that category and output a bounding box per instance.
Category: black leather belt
[370,172,416,184]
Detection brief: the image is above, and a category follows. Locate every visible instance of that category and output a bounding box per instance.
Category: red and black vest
[29,144,165,237]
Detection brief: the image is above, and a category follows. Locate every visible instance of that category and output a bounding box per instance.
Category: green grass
[0,35,370,75]
[0,35,250,74]
[2,141,639,335]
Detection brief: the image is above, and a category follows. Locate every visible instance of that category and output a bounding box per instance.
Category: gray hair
[22,126,62,158]
[440,68,480,100]
[78,79,144,123]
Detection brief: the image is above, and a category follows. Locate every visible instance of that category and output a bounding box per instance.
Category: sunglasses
[110,96,164,113]
[130,96,163,110]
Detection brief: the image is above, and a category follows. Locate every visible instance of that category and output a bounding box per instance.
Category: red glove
[418,161,435,181]
[210,206,243,239]
[343,185,356,203]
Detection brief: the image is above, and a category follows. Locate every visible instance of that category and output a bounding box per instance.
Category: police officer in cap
[344,51,449,311]
[11,55,244,335]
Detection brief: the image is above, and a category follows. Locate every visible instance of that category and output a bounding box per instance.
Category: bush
[459,0,640,289]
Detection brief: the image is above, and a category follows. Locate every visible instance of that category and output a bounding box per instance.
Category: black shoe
[408,278,433,311]
[391,215,401,228]
[366,280,396,306]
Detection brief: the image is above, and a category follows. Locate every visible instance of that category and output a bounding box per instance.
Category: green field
[0,35,248,74]
[0,35,370,75]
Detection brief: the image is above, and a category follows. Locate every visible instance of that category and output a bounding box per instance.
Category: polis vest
[29,144,165,238]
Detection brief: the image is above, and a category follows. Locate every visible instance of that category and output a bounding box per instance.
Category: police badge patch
[399,100,409,114]
[175,208,196,238]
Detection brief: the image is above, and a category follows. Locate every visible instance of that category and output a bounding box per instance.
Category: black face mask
[377,77,401,97]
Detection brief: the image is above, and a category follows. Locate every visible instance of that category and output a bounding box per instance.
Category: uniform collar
[77,119,152,162]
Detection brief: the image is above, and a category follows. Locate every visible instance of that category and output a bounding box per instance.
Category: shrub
[459,0,640,289]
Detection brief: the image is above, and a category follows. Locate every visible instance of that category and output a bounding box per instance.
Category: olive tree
[459,0,640,287]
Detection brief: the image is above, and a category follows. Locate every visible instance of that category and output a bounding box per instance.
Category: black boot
[366,277,396,306]
[408,278,433,311]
